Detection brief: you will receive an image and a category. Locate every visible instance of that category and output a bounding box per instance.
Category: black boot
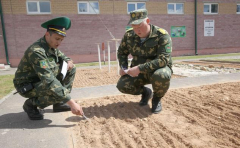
[139,87,153,106]
[152,97,162,114]
[23,98,43,120]
[53,102,71,112]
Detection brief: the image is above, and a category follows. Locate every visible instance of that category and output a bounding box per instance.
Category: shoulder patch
[39,60,49,69]
[165,44,172,53]
[158,28,168,35]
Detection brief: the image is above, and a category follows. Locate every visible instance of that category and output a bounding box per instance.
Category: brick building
[0,0,240,67]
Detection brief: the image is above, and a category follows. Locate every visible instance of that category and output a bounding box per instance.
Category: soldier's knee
[152,68,171,82]
[71,66,76,74]
[152,73,170,82]
[116,80,133,94]
[116,81,124,91]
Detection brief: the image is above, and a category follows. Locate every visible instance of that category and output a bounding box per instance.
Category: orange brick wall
[2,0,26,14]
[111,1,127,14]
[99,1,114,14]
[1,0,11,14]
[51,0,77,14]
[219,3,236,14]
[185,2,194,15]
[146,2,167,14]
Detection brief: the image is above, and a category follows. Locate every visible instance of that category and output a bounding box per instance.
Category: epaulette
[126,28,133,32]
[126,28,133,37]
[158,28,168,35]
[33,47,45,53]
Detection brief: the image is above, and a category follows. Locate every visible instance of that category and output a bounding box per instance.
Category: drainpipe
[0,0,10,65]
[194,0,198,55]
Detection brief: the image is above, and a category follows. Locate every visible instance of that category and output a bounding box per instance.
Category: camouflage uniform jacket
[13,36,72,101]
[118,24,173,73]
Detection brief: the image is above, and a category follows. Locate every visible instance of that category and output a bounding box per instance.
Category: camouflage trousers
[17,67,76,108]
[116,66,172,98]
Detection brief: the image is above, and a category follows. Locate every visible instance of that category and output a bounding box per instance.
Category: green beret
[41,16,71,37]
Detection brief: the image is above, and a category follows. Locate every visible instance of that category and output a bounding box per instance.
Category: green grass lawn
[0,75,14,99]
[75,61,117,67]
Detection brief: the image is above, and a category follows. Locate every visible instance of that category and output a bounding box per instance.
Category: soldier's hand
[67,60,74,71]
[119,69,127,76]
[127,66,140,77]
[67,99,84,116]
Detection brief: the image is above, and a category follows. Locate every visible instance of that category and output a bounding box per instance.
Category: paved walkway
[71,72,240,100]
[1,55,240,148]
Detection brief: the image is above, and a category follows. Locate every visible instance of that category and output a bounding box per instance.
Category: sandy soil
[73,66,182,88]
[69,82,240,148]
[69,61,240,148]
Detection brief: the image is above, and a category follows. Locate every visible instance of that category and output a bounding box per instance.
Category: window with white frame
[204,3,218,14]
[237,4,240,14]
[78,1,99,14]
[127,2,146,13]
[26,1,51,14]
[168,3,184,14]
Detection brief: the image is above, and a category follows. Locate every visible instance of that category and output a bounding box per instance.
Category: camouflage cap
[128,9,148,25]
[41,16,71,37]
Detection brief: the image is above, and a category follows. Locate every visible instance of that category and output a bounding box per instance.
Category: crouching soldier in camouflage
[13,17,83,120]
[117,9,173,114]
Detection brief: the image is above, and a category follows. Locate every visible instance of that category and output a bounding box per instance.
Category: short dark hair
[47,30,55,36]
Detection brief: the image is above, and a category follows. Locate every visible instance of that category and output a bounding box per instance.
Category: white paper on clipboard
[61,61,68,80]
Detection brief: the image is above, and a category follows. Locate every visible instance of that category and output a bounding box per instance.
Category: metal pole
[103,48,105,65]
[111,39,121,75]
[107,41,111,72]
[116,41,119,75]
[195,0,198,55]
[0,0,10,65]
[96,43,101,69]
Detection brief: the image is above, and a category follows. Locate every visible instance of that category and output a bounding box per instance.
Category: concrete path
[71,72,240,100]
[0,93,75,148]
[0,68,17,75]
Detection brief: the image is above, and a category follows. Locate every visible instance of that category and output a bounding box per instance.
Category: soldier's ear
[146,18,150,24]
[45,32,50,37]
[45,32,51,41]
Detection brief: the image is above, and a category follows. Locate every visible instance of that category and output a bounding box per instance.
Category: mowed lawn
[0,75,14,99]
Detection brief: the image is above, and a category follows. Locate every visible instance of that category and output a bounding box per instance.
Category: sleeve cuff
[138,64,145,72]
[61,95,71,104]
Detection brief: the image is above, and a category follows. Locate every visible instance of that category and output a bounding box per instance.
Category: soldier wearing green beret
[117,9,173,114]
[13,17,83,120]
